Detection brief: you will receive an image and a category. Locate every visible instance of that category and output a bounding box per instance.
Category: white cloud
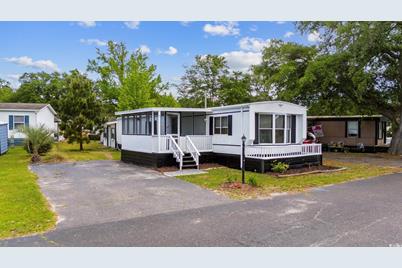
[276,21,286,24]
[80,38,107,46]
[6,74,21,81]
[159,46,178,56]
[180,21,191,27]
[77,21,96,28]
[138,44,151,54]
[4,56,60,72]
[220,51,262,72]
[203,22,240,36]
[239,37,271,52]
[124,21,140,29]
[307,31,321,42]
[249,25,258,32]
[284,31,295,38]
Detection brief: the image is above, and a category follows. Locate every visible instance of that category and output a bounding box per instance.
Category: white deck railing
[167,135,184,170]
[185,136,200,167]
[245,144,322,160]
[155,135,212,153]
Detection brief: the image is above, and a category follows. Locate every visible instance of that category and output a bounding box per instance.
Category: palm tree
[22,124,54,162]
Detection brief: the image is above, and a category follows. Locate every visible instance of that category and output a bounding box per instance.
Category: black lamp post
[241,135,246,184]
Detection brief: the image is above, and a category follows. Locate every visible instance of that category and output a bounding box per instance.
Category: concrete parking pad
[30,161,230,229]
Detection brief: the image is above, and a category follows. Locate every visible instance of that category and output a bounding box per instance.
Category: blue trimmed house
[0,103,59,145]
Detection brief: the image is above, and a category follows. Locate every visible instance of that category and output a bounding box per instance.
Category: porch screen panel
[153,112,158,135]
[194,115,206,135]
[128,115,134,135]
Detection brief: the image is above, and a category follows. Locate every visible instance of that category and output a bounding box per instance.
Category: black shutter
[345,121,348,137]
[358,120,361,138]
[291,115,296,143]
[254,113,259,144]
[228,115,232,136]
[209,117,213,135]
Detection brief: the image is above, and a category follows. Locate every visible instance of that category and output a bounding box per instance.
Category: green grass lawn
[42,141,121,163]
[0,141,120,239]
[178,159,402,199]
[0,147,56,239]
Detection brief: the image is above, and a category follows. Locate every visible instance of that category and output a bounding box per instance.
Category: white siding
[211,110,250,155]
[36,106,57,132]
[121,135,154,153]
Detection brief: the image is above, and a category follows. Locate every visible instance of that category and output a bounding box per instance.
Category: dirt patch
[267,165,341,177]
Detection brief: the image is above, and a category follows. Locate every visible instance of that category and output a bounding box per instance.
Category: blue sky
[0,21,317,93]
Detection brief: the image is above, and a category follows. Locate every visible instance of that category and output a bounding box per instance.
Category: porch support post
[157,111,161,153]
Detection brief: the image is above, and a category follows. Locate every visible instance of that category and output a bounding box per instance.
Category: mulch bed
[267,165,343,177]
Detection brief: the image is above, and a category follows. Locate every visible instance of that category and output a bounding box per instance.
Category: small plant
[247,175,259,187]
[22,124,54,162]
[271,161,289,173]
[226,175,237,183]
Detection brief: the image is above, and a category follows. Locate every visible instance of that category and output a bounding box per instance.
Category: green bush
[271,161,289,173]
[247,175,259,187]
[24,141,52,155]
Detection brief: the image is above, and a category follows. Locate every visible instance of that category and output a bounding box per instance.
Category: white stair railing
[185,136,201,168]
[168,135,184,170]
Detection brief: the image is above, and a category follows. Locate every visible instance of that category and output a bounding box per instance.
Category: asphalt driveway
[28,160,230,229]
[2,161,402,246]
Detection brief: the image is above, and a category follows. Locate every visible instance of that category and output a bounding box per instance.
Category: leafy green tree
[177,55,229,107]
[0,79,14,102]
[9,72,64,112]
[58,70,103,151]
[88,41,177,114]
[298,22,402,154]
[218,72,253,105]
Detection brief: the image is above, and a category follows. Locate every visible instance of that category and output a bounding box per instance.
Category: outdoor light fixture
[241,135,246,184]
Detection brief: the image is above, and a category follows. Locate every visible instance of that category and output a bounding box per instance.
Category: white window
[347,121,359,137]
[275,115,285,143]
[259,114,273,143]
[259,113,293,144]
[13,115,27,130]
[214,116,228,135]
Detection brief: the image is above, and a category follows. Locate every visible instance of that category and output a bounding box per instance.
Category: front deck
[125,134,322,171]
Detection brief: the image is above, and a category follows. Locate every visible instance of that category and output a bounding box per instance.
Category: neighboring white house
[0,103,59,144]
[102,118,122,149]
[115,101,322,172]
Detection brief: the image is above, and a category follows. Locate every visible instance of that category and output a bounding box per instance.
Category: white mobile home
[102,118,122,149]
[116,101,322,173]
[0,103,59,144]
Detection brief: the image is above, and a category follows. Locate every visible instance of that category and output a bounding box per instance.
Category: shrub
[24,141,52,155]
[22,125,54,162]
[247,175,259,187]
[271,161,289,173]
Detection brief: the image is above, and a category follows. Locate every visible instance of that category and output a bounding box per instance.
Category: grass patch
[0,147,56,239]
[178,159,402,200]
[42,141,120,163]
